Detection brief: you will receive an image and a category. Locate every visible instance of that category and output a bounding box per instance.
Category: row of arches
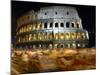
[17,32,86,43]
[16,43,85,49]
[43,11,70,16]
[17,21,81,35]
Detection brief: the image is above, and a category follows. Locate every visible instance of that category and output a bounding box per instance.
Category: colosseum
[16,6,89,49]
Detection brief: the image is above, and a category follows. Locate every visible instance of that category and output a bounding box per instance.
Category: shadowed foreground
[11,48,96,75]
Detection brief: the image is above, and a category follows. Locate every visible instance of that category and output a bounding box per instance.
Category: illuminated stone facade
[16,6,89,49]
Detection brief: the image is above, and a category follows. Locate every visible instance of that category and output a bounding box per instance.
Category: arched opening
[71,32,76,39]
[66,32,70,40]
[43,44,46,49]
[33,34,37,41]
[35,24,37,30]
[77,43,81,47]
[21,27,23,33]
[23,26,25,32]
[50,23,53,28]
[38,32,42,40]
[32,24,35,30]
[44,32,47,40]
[54,33,58,40]
[66,22,70,28]
[60,23,64,27]
[72,43,76,48]
[39,44,41,48]
[27,25,29,31]
[81,32,85,39]
[29,34,32,41]
[77,32,81,39]
[49,32,54,40]
[40,23,42,29]
[37,25,40,30]
[49,44,53,49]
[71,22,75,28]
[66,11,69,15]
[44,22,47,28]
[18,37,21,43]
[55,23,58,28]
[54,44,58,48]
[67,43,70,48]
[29,24,32,31]
[60,44,64,48]
[45,12,47,15]
[60,33,64,40]
[77,22,80,28]
[55,11,57,15]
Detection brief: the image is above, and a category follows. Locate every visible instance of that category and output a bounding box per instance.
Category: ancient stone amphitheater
[16,6,89,49]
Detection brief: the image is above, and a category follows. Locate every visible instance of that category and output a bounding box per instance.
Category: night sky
[11,1,96,47]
